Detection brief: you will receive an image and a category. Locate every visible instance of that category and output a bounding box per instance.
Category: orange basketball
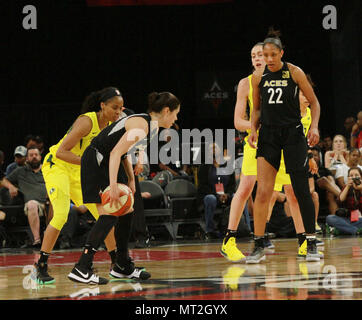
[101,183,134,216]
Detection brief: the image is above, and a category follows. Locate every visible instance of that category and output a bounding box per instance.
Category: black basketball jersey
[121,108,135,117]
[90,113,157,164]
[259,62,300,126]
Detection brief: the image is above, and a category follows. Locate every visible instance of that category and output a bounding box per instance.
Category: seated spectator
[267,191,296,238]
[311,146,341,215]
[132,190,152,248]
[312,140,324,166]
[234,154,243,188]
[197,143,236,239]
[322,134,333,152]
[131,153,152,248]
[326,167,362,235]
[5,146,27,176]
[233,131,245,187]
[25,134,45,156]
[324,134,348,177]
[58,204,96,249]
[1,147,48,248]
[351,111,362,150]
[335,148,362,189]
[150,124,190,186]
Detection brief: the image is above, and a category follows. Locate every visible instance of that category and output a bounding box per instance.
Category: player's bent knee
[49,215,68,230]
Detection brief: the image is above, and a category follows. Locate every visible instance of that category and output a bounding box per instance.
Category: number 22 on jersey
[267,88,283,104]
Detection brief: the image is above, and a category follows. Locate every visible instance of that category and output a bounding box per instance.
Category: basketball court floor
[0,236,361,301]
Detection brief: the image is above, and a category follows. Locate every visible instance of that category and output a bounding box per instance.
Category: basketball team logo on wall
[203,80,229,112]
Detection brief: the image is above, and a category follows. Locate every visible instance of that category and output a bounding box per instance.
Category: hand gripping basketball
[101,183,134,216]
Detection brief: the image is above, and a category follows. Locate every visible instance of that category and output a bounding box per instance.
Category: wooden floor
[0,236,361,301]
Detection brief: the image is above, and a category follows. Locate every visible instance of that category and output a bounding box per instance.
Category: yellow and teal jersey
[48,112,105,164]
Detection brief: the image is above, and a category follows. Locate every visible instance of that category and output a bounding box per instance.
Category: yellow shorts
[241,142,257,176]
[42,153,99,230]
[274,152,291,192]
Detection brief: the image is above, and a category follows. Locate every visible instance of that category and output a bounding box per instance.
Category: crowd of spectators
[0,109,361,250]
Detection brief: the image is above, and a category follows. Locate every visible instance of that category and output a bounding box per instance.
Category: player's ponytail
[81,87,122,113]
[266,26,282,39]
[263,26,283,50]
[147,91,180,113]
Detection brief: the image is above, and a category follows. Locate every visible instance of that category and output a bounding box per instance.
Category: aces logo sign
[196,71,239,118]
[204,80,229,113]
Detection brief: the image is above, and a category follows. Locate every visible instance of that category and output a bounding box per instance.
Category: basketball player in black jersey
[247,29,321,263]
[68,92,180,284]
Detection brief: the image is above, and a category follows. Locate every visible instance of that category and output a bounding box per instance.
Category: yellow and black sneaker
[220,237,245,262]
[220,237,246,263]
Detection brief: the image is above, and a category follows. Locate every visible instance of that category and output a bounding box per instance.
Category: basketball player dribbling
[35,87,124,284]
[68,91,180,284]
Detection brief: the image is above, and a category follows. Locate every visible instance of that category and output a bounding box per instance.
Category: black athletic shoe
[263,235,275,249]
[110,262,151,280]
[110,256,145,273]
[306,238,321,262]
[34,262,55,284]
[246,245,266,264]
[68,264,109,285]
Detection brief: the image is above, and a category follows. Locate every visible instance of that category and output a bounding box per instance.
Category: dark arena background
[1,0,362,310]
[3,0,361,161]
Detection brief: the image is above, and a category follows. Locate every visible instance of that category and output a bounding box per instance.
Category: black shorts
[256,123,309,174]
[81,146,128,204]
